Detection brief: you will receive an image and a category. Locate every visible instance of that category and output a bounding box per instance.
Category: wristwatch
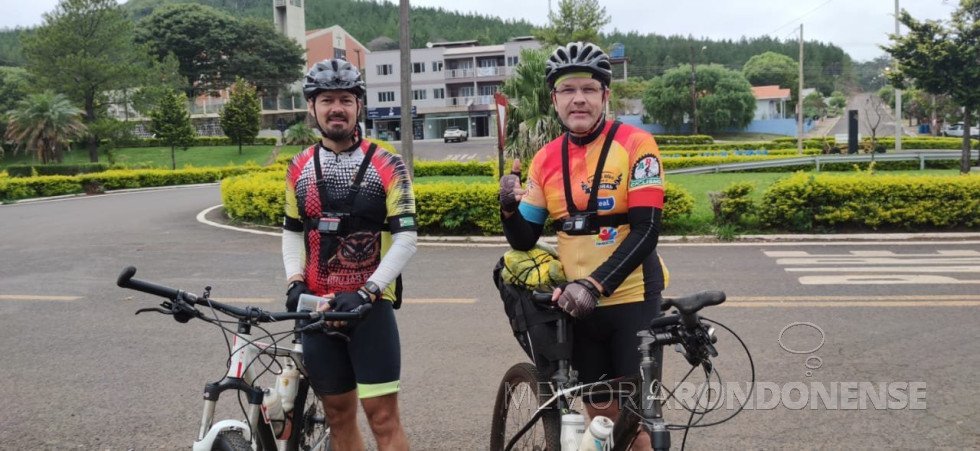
[361,281,382,301]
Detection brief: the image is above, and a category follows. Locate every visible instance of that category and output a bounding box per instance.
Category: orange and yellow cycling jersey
[519,120,665,306]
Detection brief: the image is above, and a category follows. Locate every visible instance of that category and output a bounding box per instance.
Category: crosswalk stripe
[0,295,82,301]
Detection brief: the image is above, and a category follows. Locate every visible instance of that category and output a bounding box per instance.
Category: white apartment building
[365,37,541,141]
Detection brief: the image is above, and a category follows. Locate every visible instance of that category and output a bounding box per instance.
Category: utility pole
[894,0,902,151]
[797,24,804,155]
[689,44,698,135]
[399,0,413,177]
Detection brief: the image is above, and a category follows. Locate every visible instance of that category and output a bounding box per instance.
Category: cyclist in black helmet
[500,42,668,449]
[283,58,417,450]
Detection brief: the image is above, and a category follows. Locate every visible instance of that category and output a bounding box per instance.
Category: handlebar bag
[492,256,572,380]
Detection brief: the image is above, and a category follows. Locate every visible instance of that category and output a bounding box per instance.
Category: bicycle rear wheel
[490,362,560,451]
[295,381,332,451]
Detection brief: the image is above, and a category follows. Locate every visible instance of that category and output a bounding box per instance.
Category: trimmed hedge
[654,135,714,145]
[6,163,113,178]
[861,137,978,150]
[660,141,800,151]
[0,164,274,201]
[220,173,697,235]
[758,172,980,231]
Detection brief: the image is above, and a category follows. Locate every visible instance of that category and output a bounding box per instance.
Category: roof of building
[751,85,791,100]
[305,25,370,54]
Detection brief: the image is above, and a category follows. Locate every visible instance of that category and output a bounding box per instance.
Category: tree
[802,91,826,119]
[136,4,237,98]
[226,18,305,96]
[609,77,648,115]
[20,0,148,163]
[0,67,31,145]
[4,91,86,164]
[220,77,262,155]
[533,0,610,46]
[136,4,304,99]
[500,48,561,161]
[862,94,888,156]
[149,89,195,170]
[884,0,980,173]
[643,64,756,132]
[828,91,848,116]
[284,122,318,146]
[743,51,799,112]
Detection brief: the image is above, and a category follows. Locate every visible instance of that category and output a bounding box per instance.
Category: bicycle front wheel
[211,430,251,451]
[490,362,560,451]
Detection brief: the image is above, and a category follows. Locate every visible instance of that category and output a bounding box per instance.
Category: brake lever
[297,320,353,342]
[135,306,172,316]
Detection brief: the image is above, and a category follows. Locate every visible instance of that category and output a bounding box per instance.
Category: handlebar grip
[116,266,185,301]
[649,314,679,330]
[531,290,554,304]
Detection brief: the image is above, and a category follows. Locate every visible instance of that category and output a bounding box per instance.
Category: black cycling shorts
[573,299,661,404]
[302,300,401,399]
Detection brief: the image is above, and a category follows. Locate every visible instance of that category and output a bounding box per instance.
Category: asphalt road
[829,92,903,140]
[1,185,979,450]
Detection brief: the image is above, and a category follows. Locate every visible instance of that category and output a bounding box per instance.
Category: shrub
[710,181,755,225]
[758,172,980,231]
[6,163,112,178]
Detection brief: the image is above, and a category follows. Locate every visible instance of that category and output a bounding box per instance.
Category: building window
[458,86,474,97]
[376,64,393,76]
[378,91,395,102]
[480,85,498,96]
[478,59,497,68]
[413,89,427,100]
[507,56,519,66]
[412,62,425,73]
[433,88,445,99]
[334,48,347,60]
[432,61,443,72]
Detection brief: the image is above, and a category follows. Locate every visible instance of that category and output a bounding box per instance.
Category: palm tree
[500,48,561,161]
[5,91,86,164]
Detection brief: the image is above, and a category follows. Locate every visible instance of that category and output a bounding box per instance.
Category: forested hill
[1,0,856,92]
[122,0,537,48]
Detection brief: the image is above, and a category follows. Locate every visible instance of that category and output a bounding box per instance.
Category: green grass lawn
[0,145,277,169]
[415,175,493,184]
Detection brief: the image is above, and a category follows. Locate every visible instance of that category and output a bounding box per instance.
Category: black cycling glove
[285,281,311,312]
[556,279,602,318]
[499,171,522,213]
[328,290,372,313]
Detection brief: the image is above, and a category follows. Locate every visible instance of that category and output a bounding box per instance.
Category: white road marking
[0,295,82,301]
[799,275,980,285]
[786,266,980,273]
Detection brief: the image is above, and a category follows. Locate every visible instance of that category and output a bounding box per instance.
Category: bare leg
[361,392,409,451]
[321,390,365,451]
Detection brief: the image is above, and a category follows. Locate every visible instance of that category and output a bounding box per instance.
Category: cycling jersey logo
[399,216,415,228]
[595,227,617,246]
[629,154,662,188]
[597,197,615,211]
[580,172,623,193]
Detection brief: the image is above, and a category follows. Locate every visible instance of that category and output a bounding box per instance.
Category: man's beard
[324,123,355,142]
[322,114,355,142]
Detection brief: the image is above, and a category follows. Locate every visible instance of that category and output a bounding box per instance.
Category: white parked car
[443,127,468,143]
[942,122,980,138]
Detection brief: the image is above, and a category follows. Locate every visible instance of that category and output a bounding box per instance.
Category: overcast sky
[1,0,957,62]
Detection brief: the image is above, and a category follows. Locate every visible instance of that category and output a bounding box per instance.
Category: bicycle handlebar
[116,266,370,323]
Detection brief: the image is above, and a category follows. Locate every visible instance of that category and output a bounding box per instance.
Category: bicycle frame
[192,323,309,451]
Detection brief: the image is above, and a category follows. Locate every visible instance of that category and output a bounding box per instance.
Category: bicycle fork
[606,331,669,451]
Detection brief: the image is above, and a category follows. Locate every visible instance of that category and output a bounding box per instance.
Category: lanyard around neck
[560,121,621,215]
[312,142,378,214]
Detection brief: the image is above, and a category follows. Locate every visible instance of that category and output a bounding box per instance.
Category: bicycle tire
[211,430,252,451]
[296,383,332,451]
[490,362,560,451]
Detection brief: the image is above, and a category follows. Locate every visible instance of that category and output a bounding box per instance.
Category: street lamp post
[689,44,706,135]
[895,0,902,151]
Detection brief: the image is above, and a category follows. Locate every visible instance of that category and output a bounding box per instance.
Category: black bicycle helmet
[303,58,365,99]
[545,42,612,89]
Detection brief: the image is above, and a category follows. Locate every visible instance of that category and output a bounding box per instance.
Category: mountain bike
[490,291,755,450]
[117,266,371,451]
